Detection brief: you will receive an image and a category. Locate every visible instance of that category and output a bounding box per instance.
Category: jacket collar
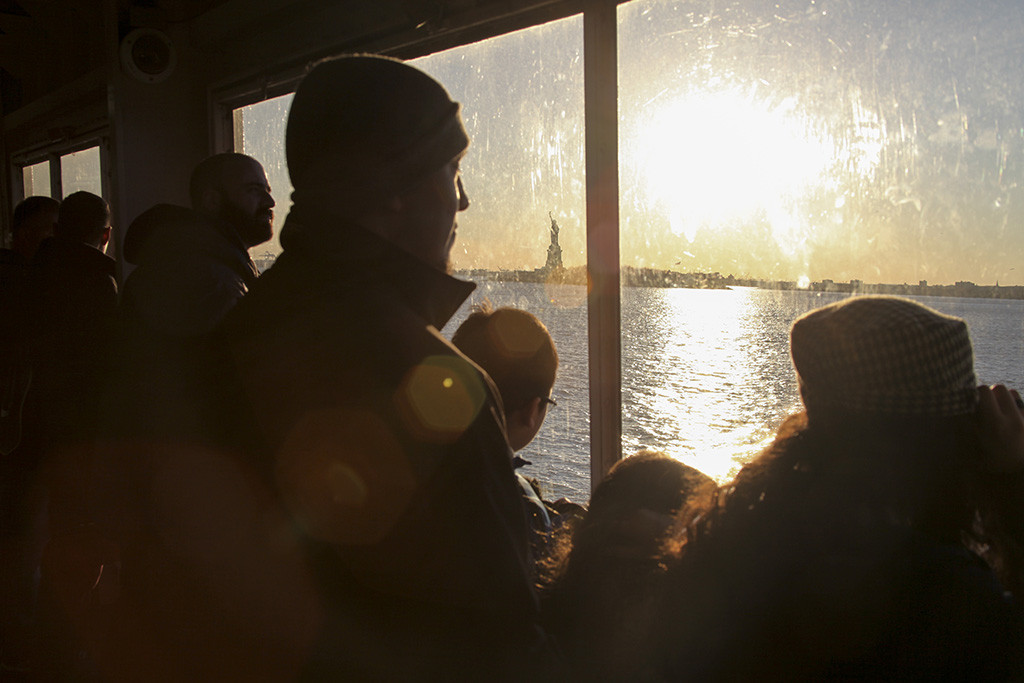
[34,236,115,277]
[124,204,258,287]
[278,204,475,329]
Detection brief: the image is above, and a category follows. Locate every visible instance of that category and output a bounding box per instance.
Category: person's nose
[457,177,469,212]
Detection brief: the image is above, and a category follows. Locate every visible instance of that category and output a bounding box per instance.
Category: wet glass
[22,160,51,198]
[618,0,1024,481]
[233,93,293,267]
[230,19,591,500]
[416,17,591,501]
[60,146,102,197]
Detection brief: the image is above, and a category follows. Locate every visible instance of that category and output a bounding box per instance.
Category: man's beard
[220,201,273,248]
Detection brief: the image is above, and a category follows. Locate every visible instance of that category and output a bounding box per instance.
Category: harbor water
[443,282,1024,503]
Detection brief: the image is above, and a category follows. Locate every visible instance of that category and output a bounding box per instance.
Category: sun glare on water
[628,87,841,244]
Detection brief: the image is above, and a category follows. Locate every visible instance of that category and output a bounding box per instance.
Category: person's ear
[199,187,222,214]
[100,226,111,249]
[506,397,546,452]
[521,396,546,432]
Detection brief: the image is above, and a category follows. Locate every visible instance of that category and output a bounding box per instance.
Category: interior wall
[106,20,209,279]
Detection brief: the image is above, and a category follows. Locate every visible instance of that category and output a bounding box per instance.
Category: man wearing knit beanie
[284,54,470,272]
[216,55,546,678]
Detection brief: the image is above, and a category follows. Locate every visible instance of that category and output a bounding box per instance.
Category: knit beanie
[790,296,977,417]
[285,54,469,210]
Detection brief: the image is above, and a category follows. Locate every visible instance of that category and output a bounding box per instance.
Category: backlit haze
[238,0,1024,287]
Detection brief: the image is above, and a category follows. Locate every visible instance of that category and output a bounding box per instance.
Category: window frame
[11,135,110,202]
[8,134,110,251]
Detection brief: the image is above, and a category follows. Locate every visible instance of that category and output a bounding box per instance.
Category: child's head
[453,303,558,450]
[583,450,715,543]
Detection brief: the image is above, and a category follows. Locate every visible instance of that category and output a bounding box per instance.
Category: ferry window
[22,160,51,197]
[60,146,102,197]
[618,0,1024,482]
[415,17,589,502]
[233,92,293,267]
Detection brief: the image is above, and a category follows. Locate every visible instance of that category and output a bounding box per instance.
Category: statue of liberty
[545,211,564,272]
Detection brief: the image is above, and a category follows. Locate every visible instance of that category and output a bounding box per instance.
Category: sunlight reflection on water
[621,287,806,483]
[446,282,1024,502]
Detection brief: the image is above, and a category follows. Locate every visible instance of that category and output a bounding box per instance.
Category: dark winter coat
[26,236,117,446]
[120,203,258,338]
[106,204,259,444]
[215,205,544,679]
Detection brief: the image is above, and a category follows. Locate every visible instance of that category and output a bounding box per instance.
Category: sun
[625,86,849,245]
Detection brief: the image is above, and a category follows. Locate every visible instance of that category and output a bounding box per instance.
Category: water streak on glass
[618,0,1024,285]
[235,93,294,260]
[413,15,586,271]
[618,0,1024,488]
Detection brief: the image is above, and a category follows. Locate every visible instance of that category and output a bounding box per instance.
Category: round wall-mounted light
[120,28,177,84]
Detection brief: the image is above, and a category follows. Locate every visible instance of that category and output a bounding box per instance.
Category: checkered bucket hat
[790,296,977,417]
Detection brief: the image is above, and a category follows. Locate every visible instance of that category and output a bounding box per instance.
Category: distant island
[457,266,1024,301]
[461,213,1024,300]
[257,214,1024,301]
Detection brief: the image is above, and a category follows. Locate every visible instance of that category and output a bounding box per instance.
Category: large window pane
[231,20,590,501]
[619,0,1024,481]
[22,161,51,198]
[416,18,589,502]
[60,146,102,197]
[234,92,293,268]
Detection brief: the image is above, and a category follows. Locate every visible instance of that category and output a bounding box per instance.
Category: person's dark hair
[653,410,1002,679]
[540,451,716,680]
[12,195,60,238]
[285,54,469,211]
[452,303,558,412]
[189,153,258,209]
[679,411,983,554]
[56,191,109,245]
[545,450,716,585]
[649,297,1024,679]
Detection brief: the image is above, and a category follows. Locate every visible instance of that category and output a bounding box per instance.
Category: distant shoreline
[455,266,1024,301]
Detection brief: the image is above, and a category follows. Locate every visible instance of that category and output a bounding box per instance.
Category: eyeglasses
[541,396,557,408]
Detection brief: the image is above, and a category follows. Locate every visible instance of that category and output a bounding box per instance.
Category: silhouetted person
[1,191,116,677]
[28,190,116,450]
[541,450,714,681]
[1,196,59,453]
[86,155,299,682]
[3,195,59,266]
[216,55,544,678]
[27,191,116,531]
[452,303,560,562]
[108,153,274,444]
[121,152,274,337]
[0,195,58,679]
[0,196,59,416]
[654,296,1024,680]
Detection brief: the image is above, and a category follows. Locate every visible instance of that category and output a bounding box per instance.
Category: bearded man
[120,153,275,336]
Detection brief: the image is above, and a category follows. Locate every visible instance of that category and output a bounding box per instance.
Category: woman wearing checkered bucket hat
[650,296,1024,681]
